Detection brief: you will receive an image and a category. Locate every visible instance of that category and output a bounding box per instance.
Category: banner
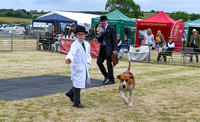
[60,39,100,58]
[129,45,149,62]
[170,20,184,51]
[171,19,183,42]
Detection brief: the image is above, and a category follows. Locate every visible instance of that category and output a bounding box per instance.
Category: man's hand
[113,50,118,56]
[65,58,71,64]
[100,28,104,33]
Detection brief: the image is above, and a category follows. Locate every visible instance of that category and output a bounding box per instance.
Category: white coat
[66,39,91,89]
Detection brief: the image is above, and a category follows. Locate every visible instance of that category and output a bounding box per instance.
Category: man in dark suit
[97,16,118,85]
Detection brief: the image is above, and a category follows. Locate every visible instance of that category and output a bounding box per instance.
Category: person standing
[156,30,165,62]
[189,29,200,63]
[144,28,154,59]
[97,16,118,85]
[65,25,91,108]
[88,25,97,42]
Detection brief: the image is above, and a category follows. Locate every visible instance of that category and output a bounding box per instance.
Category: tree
[105,0,143,18]
[150,10,155,13]
[190,13,200,21]
[170,11,189,22]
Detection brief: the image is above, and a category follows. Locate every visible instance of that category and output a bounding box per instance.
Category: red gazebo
[135,11,182,49]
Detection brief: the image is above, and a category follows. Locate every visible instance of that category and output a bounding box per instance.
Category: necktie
[192,35,195,45]
[82,42,86,51]
[102,26,106,46]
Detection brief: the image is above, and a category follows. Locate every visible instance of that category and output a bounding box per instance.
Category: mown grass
[0,51,199,121]
[0,17,32,24]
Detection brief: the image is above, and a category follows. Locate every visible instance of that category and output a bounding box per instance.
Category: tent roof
[137,11,176,26]
[184,20,191,29]
[93,9,135,22]
[53,11,99,25]
[33,10,99,25]
[188,19,200,27]
[33,13,77,23]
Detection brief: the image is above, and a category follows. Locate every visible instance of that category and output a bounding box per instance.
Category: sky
[0,0,199,14]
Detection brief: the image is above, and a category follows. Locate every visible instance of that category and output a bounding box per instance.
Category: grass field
[0,17,32,24]
[0,51,200,121]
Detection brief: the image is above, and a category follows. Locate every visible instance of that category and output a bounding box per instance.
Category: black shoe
[73,104,85,108]
[102,76,109,84]
[65,93,73,102]
[104,80,115,85]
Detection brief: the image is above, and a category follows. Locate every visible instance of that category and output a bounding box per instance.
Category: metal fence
[121,45,200,67]
[1,33,199,67]
[0,33,37,51]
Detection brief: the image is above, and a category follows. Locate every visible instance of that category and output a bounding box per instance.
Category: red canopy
[137,11,175,27]
[135,11,182,48]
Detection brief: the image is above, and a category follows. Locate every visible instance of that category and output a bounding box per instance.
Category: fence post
[148,44,150,63]
[183,47,186,65]
[24,35,26,51]
[11,33,13,51]
[36,35,39,51]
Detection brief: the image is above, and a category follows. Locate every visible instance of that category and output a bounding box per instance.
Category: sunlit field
[0,51,199,121]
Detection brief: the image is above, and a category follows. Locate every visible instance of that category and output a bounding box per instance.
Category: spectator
[144,28,154,59]
[117,34,122,52]
[182,32,187,47]
[189,29,200,63]
[88,25,97,42]
[70,22,76,34]
[56,25,61,34]
[96,24,101,37]
[161,37,175,63]
[69,32,76,40]
[156,30,165,62]
[118,36,130,59]
[64,25,69,36]
[56,32,66,51]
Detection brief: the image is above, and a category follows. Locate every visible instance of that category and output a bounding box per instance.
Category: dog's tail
[127,61,131,71]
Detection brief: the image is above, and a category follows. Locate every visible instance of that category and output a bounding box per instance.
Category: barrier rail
[127,45,200,67]
[0,33,37,51]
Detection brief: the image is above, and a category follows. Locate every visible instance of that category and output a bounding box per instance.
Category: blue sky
[0,0,199,14]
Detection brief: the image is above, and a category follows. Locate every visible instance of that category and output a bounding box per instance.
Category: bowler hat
[74,25,88,34]
[99,16,109,21]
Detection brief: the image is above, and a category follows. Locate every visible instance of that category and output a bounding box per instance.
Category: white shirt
[144,34,154,45]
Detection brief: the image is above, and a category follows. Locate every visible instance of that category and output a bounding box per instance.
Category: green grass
[0,17,32,24]
[0,51,199,121]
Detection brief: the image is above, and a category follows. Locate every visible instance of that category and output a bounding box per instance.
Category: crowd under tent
[33,10,99,33]
[135,11,184,50]
[32,11,77,33]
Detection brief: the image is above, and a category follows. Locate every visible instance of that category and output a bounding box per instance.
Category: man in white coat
[65,25,91,108]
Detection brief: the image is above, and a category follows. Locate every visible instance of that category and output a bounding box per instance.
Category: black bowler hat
[74,25,88,34]
[99,16,109,21]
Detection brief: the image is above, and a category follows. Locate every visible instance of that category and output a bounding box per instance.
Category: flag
[171,19,183,42]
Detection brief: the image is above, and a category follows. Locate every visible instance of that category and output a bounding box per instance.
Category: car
[0,24,25,34]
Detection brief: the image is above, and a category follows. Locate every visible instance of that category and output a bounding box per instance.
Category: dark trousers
[67,87,81,105]
[97,46,114,81]
[157,53,167,62]
[190,46,199,62]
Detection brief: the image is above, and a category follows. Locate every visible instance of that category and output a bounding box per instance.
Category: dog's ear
[117,75,122,79]
[129,75,134,79]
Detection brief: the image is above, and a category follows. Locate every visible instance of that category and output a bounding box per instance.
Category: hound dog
[117,61,135,107]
